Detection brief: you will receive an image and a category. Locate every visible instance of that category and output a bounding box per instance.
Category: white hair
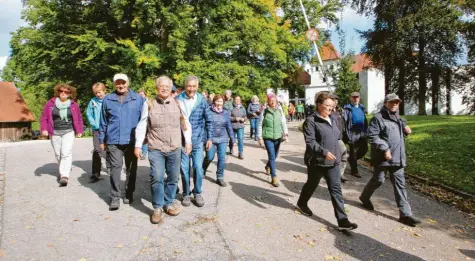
[185,75,199,86]
[225,90,232,95]
[156,76,173,87]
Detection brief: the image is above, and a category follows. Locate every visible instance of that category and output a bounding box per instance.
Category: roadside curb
[0,147,6,250]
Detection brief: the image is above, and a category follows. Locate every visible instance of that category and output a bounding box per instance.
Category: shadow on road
[34,163,59,182]
[306,214,425,261]
[460,249,475,259]
[228,181,292,209]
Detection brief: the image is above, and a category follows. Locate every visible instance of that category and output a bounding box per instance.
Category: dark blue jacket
[368,108,407,167]
[176,92,209,145]
[247,103,261,119]
[206,107,235,144]
[343,103,368,143]
[99,90,145,145]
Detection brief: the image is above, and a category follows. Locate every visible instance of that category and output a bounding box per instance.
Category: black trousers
[92,130,110,177]
[107,144,137,200]
[348,131,368,174]
[298,165,348,221]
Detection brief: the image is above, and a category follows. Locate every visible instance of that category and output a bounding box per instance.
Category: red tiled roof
[298,70,311,85]
[352,54,374,73]
[320,41,340,61]
[0,82,36,122]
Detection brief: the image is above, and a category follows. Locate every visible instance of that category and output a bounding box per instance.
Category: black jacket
[303,111,341,167]
[368,107,407,167]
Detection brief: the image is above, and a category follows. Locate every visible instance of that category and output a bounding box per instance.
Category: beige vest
[147,98,182,152]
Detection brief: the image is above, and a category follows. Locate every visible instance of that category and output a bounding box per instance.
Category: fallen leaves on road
[73,218,79,222]
[104,216,110,220]
[412,233,422,238]
[78,258,86,261]
[47,244,55,248]
[325,255,341,260]
[319,228,328,232]
[307,240,316,247]
[115,244,124,248]
[426,218,437,223]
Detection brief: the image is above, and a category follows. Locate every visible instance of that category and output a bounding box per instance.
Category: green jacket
[257,106,288,140]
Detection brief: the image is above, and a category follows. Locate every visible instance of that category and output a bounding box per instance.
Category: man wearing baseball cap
[343,91,368,178]
[99,73,146,211]
[359,93,421,227]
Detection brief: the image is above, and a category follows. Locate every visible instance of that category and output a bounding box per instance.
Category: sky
[0,2,373,71]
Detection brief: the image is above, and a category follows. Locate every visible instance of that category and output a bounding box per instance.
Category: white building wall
[305,86,336,105]
[360,69,386,114]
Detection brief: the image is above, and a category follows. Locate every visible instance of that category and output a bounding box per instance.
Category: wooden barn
[0,82,36,141]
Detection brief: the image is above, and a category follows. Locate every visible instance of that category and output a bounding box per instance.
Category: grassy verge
[400,115,475,195]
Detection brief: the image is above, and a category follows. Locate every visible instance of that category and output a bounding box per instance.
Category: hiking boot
[194,194,205,207]
[164,205,181,216]
[238,153,244,160]
[109,198,120,211]
[398,216,421,227]
[340,176,348,183]
[123,193,134,204]
[271,177,280,187]
[89,175,100,183]
[338,219,358,230]
[265,166,271,175]
[296,201,313,216]
[359,196,374,211]
[59,177,68,187]
[182,195,191,207]
[350,172,362,178]
[216,179,227,187]
[151,208,165,224]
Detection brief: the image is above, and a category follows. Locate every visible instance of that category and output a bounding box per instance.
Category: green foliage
[332,54,361,104]
[3,0,342,124]
[350,0,467,115]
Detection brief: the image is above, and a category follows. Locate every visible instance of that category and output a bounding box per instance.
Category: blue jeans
[148,148,181,209]
[233,128,244,154]
[250,118,259,140]
[206,143,227,180]
[142,143,148,157]
[181,143,204,196]
[264,139,282,178]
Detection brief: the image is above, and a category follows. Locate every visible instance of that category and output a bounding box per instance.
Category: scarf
[92,97,103,107]
[211,104,223,113]
[55,98,71,122]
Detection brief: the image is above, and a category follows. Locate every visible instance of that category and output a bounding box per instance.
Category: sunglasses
[59,90,70,94]
[352,96,359,98]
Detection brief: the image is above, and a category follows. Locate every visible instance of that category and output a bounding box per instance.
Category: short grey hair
[156,76,173,87]
[185,75,199,86]
[225,90,232,95]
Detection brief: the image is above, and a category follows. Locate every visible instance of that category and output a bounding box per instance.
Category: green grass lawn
[370,115,475,195]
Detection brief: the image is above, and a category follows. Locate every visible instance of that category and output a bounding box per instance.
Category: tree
[349,0,465,115]
[331,54,361,104]
[3,0,342,126]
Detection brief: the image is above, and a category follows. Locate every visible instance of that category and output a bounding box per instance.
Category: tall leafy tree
[3,0,342,126]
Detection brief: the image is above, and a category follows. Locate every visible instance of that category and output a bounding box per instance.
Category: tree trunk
[398,61,406,115]
[417,35,427,115]
[384,64,392,95]
[431,67,440,115]
[445,68,452,115]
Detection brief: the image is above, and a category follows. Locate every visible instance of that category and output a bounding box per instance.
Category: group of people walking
[297,91,420,230]
[39,74,419,229]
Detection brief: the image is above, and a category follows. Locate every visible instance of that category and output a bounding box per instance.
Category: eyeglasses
[352,96,359,98]
[321,103,334,109]
[59,90,70,94]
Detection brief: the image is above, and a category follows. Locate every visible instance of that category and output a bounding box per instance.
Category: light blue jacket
[86,97,103,130]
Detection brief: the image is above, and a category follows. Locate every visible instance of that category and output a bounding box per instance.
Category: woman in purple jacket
[40,84,84,186]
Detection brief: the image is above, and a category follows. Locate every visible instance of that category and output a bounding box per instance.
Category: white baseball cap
[113,73,129,83]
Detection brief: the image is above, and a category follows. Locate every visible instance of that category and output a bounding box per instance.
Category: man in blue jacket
[176,75,209,207]
[359,93,421,227]
[99,73,146,211]
[343,92,368,178]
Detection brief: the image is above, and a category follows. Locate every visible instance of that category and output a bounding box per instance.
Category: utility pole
[298,0,332,91]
